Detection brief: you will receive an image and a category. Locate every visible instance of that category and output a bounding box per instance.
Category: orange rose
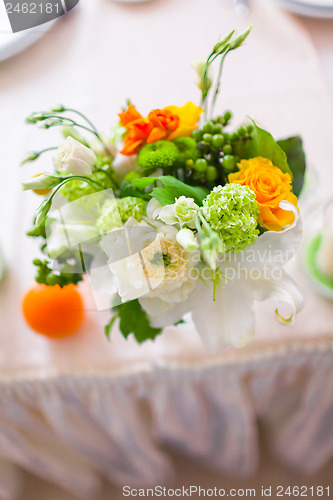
[119,105,153,155]
[147,109,180,143]
[228,157,298,231]
[121,119,153,155]
[119,102,202,156]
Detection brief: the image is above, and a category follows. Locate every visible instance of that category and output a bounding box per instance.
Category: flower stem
[94,167,119,188]
[63,107,114,160]
[210,50,229,119]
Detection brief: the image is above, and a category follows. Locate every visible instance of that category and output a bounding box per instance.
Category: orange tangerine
[22,284,84,338]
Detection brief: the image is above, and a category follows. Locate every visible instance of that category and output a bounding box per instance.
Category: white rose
[159,196,199,228]
[53,137,97,176]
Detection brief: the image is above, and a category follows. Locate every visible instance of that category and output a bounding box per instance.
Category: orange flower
[121,119,153,155]
[119,102,202,156]
[119,104,143,127]
[147,109,180,143]
[228,157,298,231]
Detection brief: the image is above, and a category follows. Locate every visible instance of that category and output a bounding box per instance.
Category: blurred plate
[0,20,57,62]
[274,0,333,17]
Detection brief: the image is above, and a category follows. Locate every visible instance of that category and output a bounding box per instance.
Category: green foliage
[233,122,292,177]
[27,220,47,238]
[137,141,178,169]
[106,299,162,343]
[119,181,151,200]
[131,175,208,206]
[33,259,83,287]
[277,136,306,197]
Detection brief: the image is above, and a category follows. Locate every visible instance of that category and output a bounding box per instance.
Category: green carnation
[172,137,199,168]
[201,184,259,253]
[97,196,146,234]
[137,141,178,169]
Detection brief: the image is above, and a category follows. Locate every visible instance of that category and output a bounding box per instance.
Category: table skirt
[0,338,333,499]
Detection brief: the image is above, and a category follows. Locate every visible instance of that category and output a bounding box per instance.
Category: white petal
[251,269,304,325]
[140,295,192,327]
[176,228,199,251]
[88,265,116,295]
[159,204,177,225]
[110,256,150,302]
[112,153,138,180]
[65,158,93,176]
[236,201,302,269]
[190,279,255,354]
[146,198,163,221]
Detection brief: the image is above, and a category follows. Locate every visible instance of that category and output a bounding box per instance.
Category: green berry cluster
[190,111,254,187]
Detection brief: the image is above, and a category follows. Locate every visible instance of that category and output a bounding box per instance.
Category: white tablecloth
[0,0,333,498]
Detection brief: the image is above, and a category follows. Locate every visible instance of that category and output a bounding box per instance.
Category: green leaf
[112,299,162,344]
[27,220,47,238]
[105,316,117,339]
[32,259,83,288]
[233,122,292,177]
[130,175,208,206]
[119,181,151,200]
[152,176,208,206]
[277,136,306,197]
[131,177,158,189]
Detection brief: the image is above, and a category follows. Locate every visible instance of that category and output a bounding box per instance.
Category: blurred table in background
[0,0,333,498]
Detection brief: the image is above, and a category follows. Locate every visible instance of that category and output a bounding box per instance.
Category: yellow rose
[164,102,203,140]
[228,157,298,231]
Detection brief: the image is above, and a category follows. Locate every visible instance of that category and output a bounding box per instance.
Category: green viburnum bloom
[172,137,199,168]
[97,196,146,234]
[201,184,259,253]
[137,141,178,169]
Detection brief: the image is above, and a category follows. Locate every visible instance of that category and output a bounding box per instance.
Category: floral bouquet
[22,27,306,353]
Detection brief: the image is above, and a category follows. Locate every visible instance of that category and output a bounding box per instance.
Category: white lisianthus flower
[191,59,214,92]
[176,228,199,252]
[53,137,97,176]
[22,174,59,192]
[159,196,199,228]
